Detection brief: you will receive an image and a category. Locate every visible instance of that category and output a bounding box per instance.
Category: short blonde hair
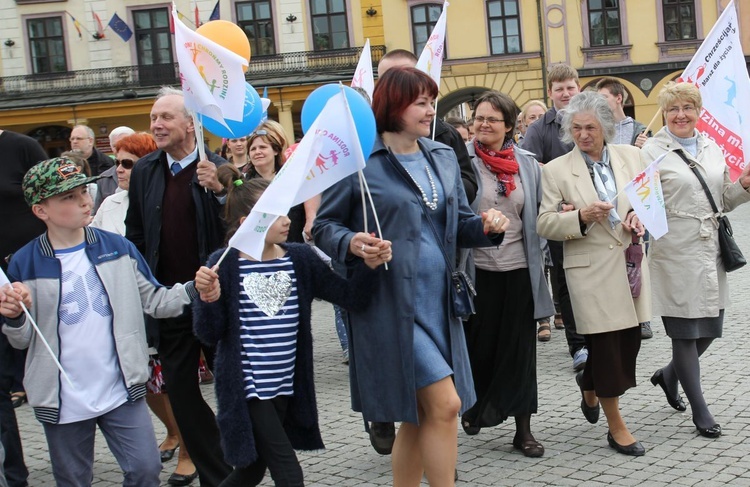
[521,100,548,122]
[547,64,579,89]
[658,82,702,112]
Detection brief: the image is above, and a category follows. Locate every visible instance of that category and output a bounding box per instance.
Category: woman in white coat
[641,82,750,438]
[537,91,650,456]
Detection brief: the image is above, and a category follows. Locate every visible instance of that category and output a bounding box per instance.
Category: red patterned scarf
[473,139,519,197]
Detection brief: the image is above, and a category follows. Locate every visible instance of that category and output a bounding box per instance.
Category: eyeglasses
[474,116,505,126]
[666,105,697,115]
[69,136,91,142]
[115,158,136,170]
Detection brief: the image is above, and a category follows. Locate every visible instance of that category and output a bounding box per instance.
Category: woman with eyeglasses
[459,91,554,457]
[314,67,509,486]
[641,82,750,439]
[91,132,200,486]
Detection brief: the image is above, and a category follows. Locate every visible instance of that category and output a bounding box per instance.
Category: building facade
[0,0,748,155]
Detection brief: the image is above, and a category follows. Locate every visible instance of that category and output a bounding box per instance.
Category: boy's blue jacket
[1,227,197,424]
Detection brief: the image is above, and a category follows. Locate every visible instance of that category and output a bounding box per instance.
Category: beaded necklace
[403,165,439,210]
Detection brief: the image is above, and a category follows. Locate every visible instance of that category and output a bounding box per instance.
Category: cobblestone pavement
[13,204,750,486]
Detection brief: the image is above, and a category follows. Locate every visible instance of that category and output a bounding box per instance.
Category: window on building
[310,0,349,50]
[663,0,696,41]
[236,1,275,56]
[486,0,521,55]
[133,8,175,84]
[27,16,67,74]
[411,4,443,56]
[587,0,621,46]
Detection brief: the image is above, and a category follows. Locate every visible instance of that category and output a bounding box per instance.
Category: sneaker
[369,422,395,455]
[640,322,653,339]
[573,347,588,372]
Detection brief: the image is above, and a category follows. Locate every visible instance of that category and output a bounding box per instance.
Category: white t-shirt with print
[56,242,128,424]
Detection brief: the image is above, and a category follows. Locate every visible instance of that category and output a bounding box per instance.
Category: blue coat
[313,136,503,424]
[192,244,377,467]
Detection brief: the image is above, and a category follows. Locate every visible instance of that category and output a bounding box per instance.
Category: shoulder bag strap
[383,151,457,274]
[673,149,720,215]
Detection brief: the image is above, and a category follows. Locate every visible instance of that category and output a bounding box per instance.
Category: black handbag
[676,150,747,272]
[385,151,477,320]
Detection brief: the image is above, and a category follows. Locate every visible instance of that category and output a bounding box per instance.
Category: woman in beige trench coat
[641,82,750,438]
[537,91,650,456]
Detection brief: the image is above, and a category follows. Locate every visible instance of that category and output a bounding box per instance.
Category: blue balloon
[301,84,376,158]
[202,83,263,139]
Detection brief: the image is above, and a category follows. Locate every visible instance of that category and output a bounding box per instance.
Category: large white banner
[678,1,750,181]
[229,92,367,259]
[172,4,248,124]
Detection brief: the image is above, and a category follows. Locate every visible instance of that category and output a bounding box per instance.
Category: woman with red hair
[91,132,198,486]
[314,67,509,486]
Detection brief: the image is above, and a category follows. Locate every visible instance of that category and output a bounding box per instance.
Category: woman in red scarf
[461,91,554,457]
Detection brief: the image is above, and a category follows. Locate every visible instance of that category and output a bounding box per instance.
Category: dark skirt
[580,326,641,398]
[462,268,537,427]
[662,310,724,339]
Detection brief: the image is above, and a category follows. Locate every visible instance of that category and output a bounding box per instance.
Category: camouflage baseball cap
[23,157,101,206]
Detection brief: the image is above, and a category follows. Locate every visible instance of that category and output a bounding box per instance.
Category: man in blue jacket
[125,87,232,486]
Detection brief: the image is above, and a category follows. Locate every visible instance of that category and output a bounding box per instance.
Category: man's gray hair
[559,91,616,145]
[73,125,95,139]
[108,126,135,145]
[156,86,191,118]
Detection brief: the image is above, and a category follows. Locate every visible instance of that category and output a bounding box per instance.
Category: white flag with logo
[351,39,374,101]
[416,1,449,87]
[172,4,248,124]
[677,1,750,181]
[623,153,668,240]
[229,91,367,259]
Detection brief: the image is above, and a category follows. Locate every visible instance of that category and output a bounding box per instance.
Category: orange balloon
[196,20,252,67]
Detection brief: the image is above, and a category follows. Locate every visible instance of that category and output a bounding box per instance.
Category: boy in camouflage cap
[1,156,209,486]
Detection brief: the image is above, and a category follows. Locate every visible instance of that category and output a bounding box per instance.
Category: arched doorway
[438,87,491,119]
[26,125,71,157]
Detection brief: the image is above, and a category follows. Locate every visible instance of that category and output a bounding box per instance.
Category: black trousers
[0,334,28,487]
[158,314,231,487]
[219,397,303,487]
[548,241,587,357]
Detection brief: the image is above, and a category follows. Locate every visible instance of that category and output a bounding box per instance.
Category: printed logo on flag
[182,41,232,100]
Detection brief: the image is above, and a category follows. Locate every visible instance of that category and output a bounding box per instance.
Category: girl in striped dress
[193,166,391,487]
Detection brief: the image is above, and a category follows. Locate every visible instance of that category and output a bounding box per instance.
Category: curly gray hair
[559,91,616,145]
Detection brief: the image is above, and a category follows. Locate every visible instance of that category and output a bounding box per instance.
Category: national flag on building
[209,0,221,21]
[677,0,750,181]
[67,12,83,39]
[172,4,248,125]
[351,39,374,101]
[229,91,367,259]
[194,1,201,27]
[108,13,133,42]
[416,1,449,88]
[92,10,106,39]
[623,153,668,240]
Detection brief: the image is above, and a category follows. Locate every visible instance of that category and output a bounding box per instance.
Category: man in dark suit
[125,87,231,486]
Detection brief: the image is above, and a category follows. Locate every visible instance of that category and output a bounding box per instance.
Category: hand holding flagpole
[0,273,75,388]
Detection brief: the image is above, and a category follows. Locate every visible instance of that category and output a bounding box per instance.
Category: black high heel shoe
[575,372,599,424]
[650,369,686,412]
[695,423,721,438]
[461,415,480,435]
